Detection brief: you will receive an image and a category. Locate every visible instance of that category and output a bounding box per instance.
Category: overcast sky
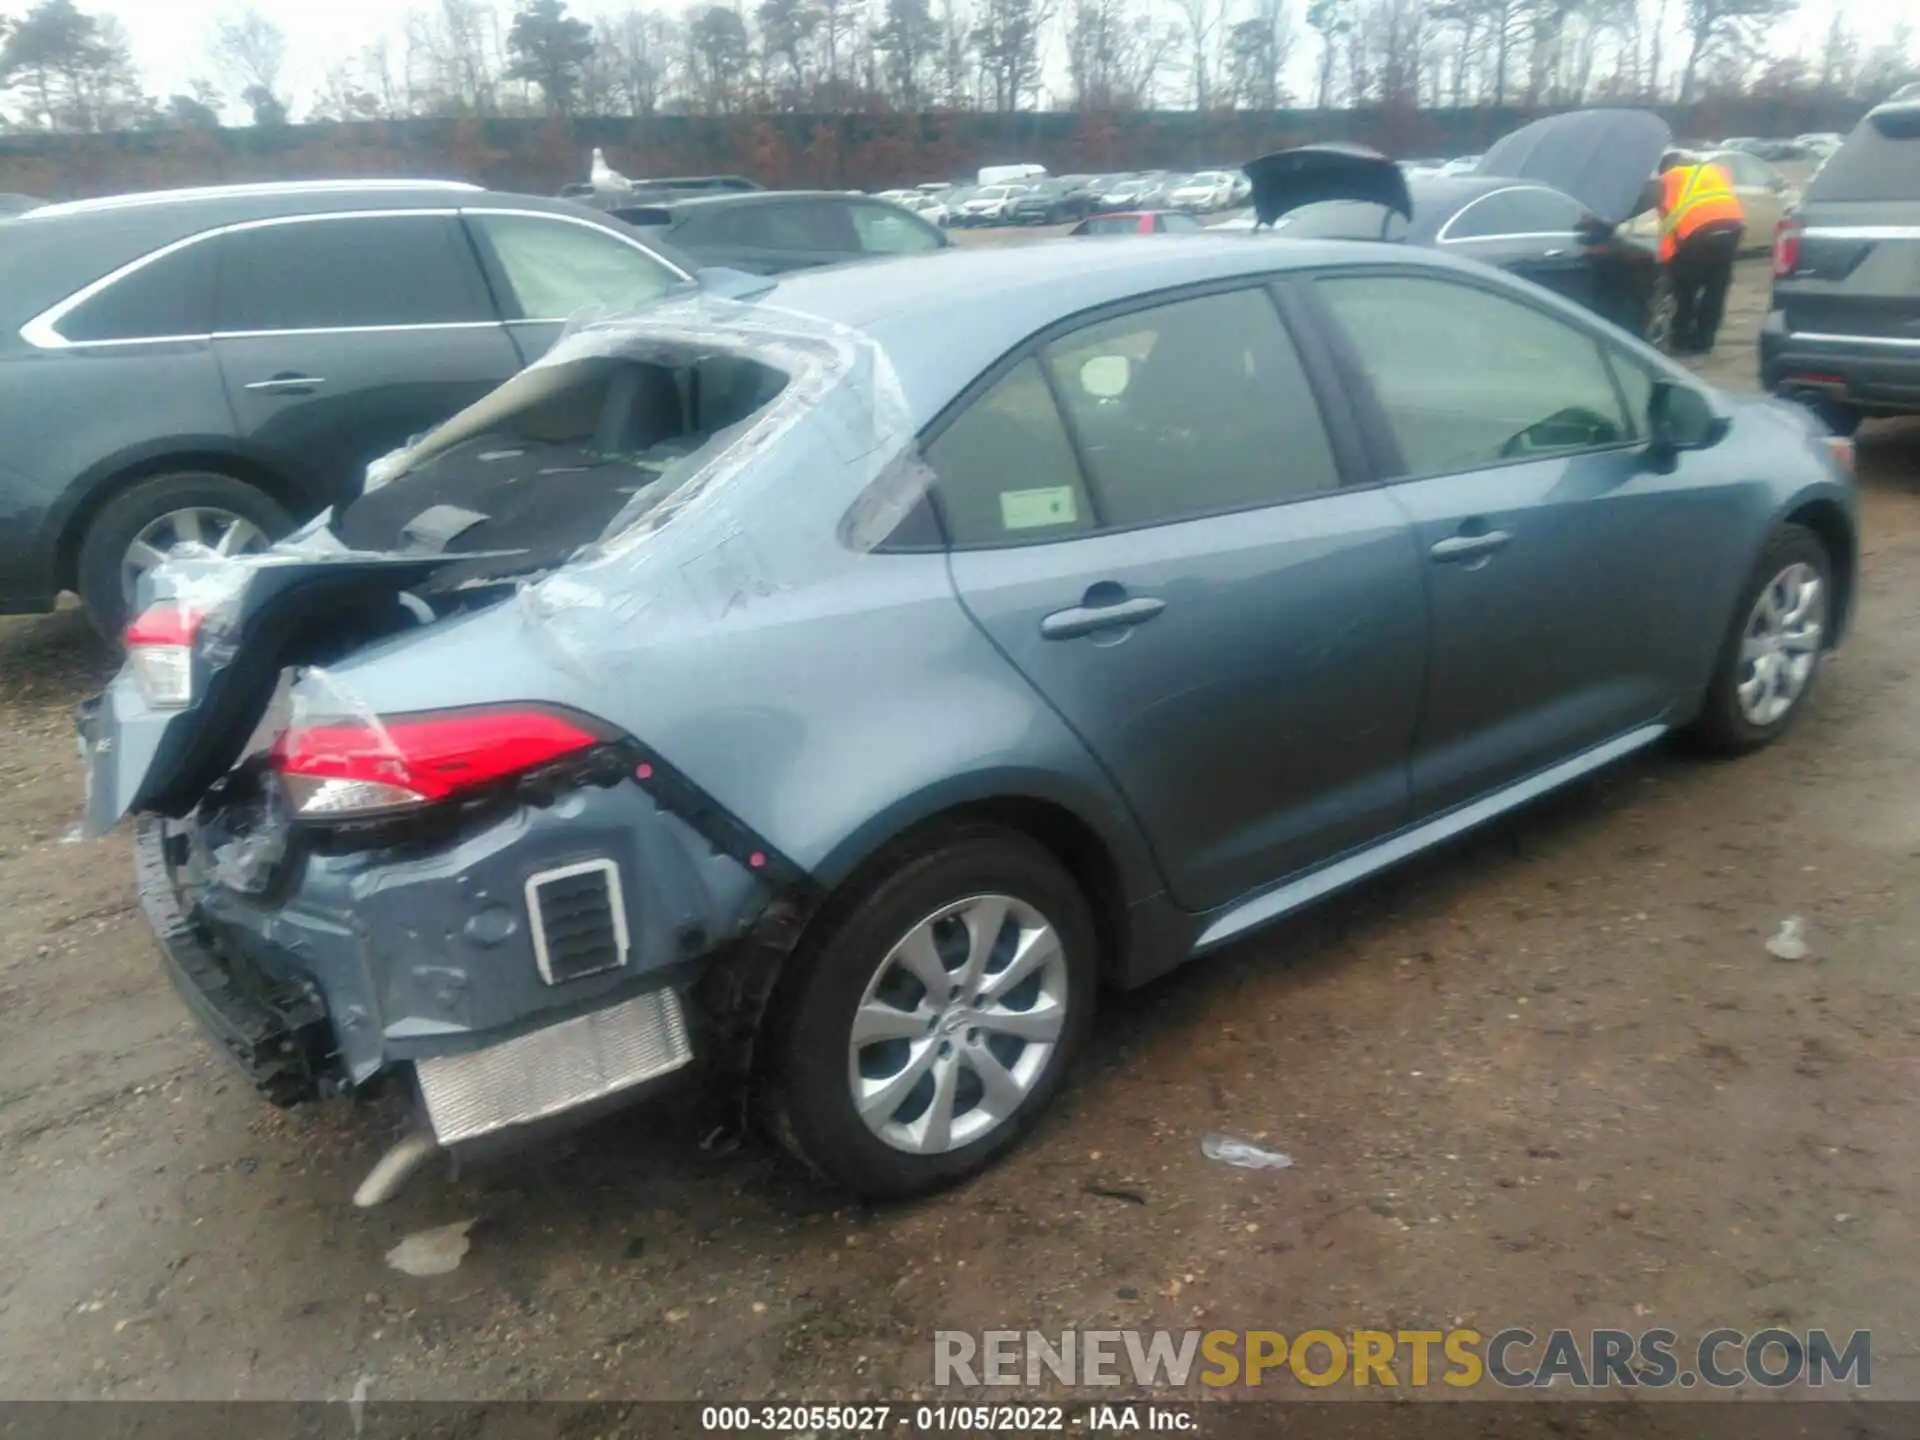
[93,0,1854,115]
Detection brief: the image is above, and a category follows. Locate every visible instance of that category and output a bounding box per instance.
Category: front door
[1438,185,1598,311]
[1310,269,1725,817]
[211,212,522,508]
[936,285,1428,913]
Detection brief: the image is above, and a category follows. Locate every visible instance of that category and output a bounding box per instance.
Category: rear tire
[759,828,1098,1199]
[1686,523,1833,755]
[75,471,291,638]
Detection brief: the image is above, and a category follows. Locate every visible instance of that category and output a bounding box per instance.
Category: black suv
[1762,94,1920,435]
[607,190,948,274]
[0,180,691,630]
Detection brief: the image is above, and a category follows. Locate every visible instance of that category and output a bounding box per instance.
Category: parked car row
[878,169,1255,228]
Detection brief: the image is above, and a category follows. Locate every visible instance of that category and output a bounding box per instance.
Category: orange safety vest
[1659,163,1745,261]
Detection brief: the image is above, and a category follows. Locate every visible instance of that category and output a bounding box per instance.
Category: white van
[977,163,1047,187]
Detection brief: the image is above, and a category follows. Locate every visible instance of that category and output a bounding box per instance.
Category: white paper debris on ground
[385,1219,476,1276]
[1201,1133,1294,1170]
[1765,916,1810,961]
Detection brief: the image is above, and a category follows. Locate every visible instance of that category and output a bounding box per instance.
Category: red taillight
[123,603,206,710]
[273,706,606,818]
[1773,218,1802,278]
[1826,436,1855,476]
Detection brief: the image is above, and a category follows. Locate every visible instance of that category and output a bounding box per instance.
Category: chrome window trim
[1788,331,1920,350]
[459,205,694,285]
[1801,224,1920,241]
[23,179,482,221]
[20,207,466,350]
[1435,184,1584,245]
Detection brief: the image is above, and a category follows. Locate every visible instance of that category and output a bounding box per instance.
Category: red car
[1069,210,1206,235]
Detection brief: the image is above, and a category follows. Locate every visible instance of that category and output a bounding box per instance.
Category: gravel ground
[2,254,1918,1404]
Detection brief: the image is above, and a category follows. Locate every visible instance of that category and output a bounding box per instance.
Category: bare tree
[608,6,672,114]
[971,0,1049,110]
[210,5,287,122]
[1815,9,1857,98]
[1170,0,1222,107]
[876,0,939,106]
[1306,0,1353,107]
[1677,0,1796,103]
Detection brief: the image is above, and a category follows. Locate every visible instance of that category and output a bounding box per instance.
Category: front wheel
[1686,523,1833,754]
[759,830,1097,1198]
[1645,273,1678,354]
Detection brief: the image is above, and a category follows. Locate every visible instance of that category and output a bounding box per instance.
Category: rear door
[1436,186,1595,309]
[211,212,522,507]
[461,208,687,365]
[939,284,1428,913]
[1778,105,1920,359]
[1307,269,1737,817]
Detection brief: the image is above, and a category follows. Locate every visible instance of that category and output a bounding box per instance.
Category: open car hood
[1240,144,1412,229]
[1476,109,1671,226]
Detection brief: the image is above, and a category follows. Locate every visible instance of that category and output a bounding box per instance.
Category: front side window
[849,203,943,254]
[468,212,678,321]
[214,214,492,332]
[1317,273,1633,477]
[1039,289,1339,529]
[59,238,215,343]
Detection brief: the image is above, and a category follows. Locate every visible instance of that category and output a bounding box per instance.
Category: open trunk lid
[1239,143,1413,230]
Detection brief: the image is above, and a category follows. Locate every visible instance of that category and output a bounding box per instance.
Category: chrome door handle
[1541,247,1568,258]
[245,374,325,394]
[1040,595,1165,640]
[1430,530,1512,563]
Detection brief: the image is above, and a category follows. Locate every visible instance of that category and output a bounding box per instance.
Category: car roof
[639,189,892,213]
[0,182,678,332]
[759,234,1482,419]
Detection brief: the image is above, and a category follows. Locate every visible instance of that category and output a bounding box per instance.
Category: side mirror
[1646,380,1724,457]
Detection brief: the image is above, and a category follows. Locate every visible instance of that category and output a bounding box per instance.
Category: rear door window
[1806,107,1920,202]
[1039,289,1340,529]
[465,212,679,321]
[214,214,492,333]
[58,238,215,343]
[849,203,943,254]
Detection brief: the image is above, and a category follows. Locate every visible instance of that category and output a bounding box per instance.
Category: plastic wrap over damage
[501,294,928,677]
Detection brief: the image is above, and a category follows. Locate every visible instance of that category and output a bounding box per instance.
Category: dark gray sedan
[85,236,1855,1203]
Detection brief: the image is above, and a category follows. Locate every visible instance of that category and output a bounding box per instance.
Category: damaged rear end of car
[79,294,926,1200]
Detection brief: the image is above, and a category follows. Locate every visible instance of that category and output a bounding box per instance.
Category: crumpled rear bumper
[135,818,332,1105]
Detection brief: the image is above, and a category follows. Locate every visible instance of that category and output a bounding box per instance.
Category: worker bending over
[1655,150,1746,355]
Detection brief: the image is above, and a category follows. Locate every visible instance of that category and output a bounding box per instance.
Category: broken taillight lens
[1773,218,1802,278]
[123,603,204,710]
[272,706,607,819]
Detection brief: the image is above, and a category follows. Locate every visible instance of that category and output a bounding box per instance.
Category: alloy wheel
[120,507,268,608]
[847,893,1069,1156]
[1646,279,1678,354]
[1737,561,1826,726]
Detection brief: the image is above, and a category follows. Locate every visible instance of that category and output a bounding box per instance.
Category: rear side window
[1445,188,1583,239]
[59,238,214,343]
[467,213,678,321]
[1318,273,1633,476]
[693,200,860,252]
[1078,216,1139,235]
[927,357,1094,546]
[1807,108,1920,202]
[215,215,491,333]
[850,203,942,254]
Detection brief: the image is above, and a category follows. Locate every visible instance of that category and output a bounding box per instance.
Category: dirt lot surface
[3,255,1919,1407]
